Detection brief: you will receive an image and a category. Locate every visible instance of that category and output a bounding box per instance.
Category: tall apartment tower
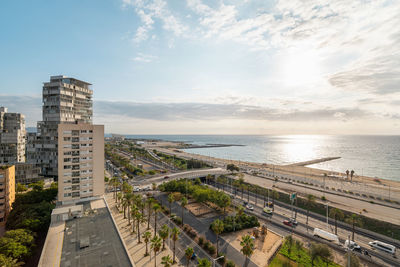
[0,165,15,226]
[0,107,26,164]
[27,76,93,179]
[58,124,104,203]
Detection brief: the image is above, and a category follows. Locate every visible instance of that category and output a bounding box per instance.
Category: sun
[279,48,321,87]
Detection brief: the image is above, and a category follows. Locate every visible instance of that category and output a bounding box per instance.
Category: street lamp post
[213,255,224,267]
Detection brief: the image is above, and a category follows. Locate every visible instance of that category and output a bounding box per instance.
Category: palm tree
[151,235,162,267]
[116,192,123,208]
[185,247,194,267]
[211,219,224,255]
[346,170,350,180]
[143,231,151,256]
[131,204,138,233]
[170,227,180,263]
[305,194,316,231]
[346,214,363,241]
[329,208,344,235]
[350,170,355,182]
[168,193,175,215]
[197,258,211,267]
[158,224,169,250]
[135,212,145,243]
[122,197,129,219]
[125,193,134,225]
[153,203,161,236]
[206,174,212,185]
[161,255,173,267]
[181,197,188,225]
[147,198,155,230]
[240,234,255,267]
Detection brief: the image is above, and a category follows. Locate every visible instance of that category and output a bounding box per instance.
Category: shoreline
[140,139,400,192]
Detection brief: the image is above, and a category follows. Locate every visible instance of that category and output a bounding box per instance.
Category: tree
[161,255,173,267]
[135,211,145,243]
[158,224,169,250]
[153,203,161,236]
[4,229,35,247]
[142,231,151,256]
[130,205,139,233]
[151,235,162,267]
[345,214,363,241]
[181,197,188,225]
[147,198,155,230]
[152,182,157,191]
[185,247,194,267]
[329,208,344,235]
[171,227,180,263]
[216,194,231,216]
[305,194,316,231]
[30,180,44,191]
[0,254,24,267]
[16,183,27,194]
[211,219,224,255]
[350,170,355,182]
[0,238,29,260]
[310,243,331,267]
[226,164,239,173]
[240,235,255,267]
[346,170,350,180]
[125,193,134,225]
[197,258,212,267]
[168,193,175,215]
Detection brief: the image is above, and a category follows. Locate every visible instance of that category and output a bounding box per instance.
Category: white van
[368,240,396,255]
[313,228,340,244]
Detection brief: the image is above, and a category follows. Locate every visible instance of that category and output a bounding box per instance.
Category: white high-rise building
[0,107,26,164]
[27,76,93,179]
[58,124,104,203]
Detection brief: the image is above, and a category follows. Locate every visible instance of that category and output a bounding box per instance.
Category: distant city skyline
[1,0,399,135]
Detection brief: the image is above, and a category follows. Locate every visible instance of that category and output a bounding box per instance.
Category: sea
[124,135,400,182]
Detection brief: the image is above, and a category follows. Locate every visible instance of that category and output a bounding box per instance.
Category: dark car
[243,201,248,206]
[191,252,197,260]
[283,220,293,227]
[164,176,170,179]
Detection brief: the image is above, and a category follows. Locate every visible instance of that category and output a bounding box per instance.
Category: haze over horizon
[1,0,399,135]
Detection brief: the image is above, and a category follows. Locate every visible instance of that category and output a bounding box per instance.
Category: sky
[0,0,399,135]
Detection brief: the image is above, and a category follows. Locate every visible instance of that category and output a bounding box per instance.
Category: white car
[246,204,254,211]
[344,240,361,251]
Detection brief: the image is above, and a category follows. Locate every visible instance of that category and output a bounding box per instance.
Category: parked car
[246,204,254,211]
[164,176,170,179]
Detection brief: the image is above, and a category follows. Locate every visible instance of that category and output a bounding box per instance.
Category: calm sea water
[125,135,400,181]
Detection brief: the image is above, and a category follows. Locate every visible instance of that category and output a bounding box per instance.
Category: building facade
[27,76,93,179]
[0,165,15,226]
[0,107,26,164]
[15,163,40,185]
[57,124,104,203]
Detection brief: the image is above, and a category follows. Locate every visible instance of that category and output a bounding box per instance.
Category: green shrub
[216,213,260,233]
[198,236,205,246]
[226,260,236,267]
[207,244,216,255]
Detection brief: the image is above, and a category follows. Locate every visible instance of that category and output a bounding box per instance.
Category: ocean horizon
[119,134,400,182]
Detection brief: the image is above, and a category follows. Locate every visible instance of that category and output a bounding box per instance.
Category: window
[63,130,71,134]
[63,137,71,141]
[64,193,72,197]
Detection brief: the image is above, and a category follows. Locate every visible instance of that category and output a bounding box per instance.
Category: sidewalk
[105,193,184,267]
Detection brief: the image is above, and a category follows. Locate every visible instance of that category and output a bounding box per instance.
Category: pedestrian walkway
[105,193,184,267]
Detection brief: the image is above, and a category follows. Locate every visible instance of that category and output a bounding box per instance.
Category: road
[210,181,400,267]
[241,172,400,225]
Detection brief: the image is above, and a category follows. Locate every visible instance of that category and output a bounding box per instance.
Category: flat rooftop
[59,200,132,267]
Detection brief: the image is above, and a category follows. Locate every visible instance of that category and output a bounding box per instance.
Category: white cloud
[132,52,157,63]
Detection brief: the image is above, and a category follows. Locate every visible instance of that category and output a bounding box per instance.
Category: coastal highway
[209,181,400,267]
[240,172,400,225]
